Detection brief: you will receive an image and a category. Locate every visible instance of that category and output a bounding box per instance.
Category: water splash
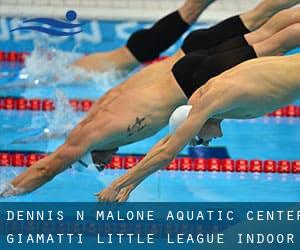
[0,182,25,198]
[12,89,81,144]
[0,167,26,198]
[43,89,81,137]
[20,35,83,84]
[2,35,127,92]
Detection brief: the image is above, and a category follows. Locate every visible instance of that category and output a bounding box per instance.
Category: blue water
[0,23,300,202]
[1,168,299,202]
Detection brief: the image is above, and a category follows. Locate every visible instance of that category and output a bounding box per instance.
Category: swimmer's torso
[211,55,300,119]
[90,50,187,149]
[114,49,187,119]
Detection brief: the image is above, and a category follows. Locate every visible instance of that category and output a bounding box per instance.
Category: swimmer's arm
[99,108,212,202]
[4,139,89,197]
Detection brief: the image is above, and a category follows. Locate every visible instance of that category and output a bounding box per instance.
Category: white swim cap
[169,105,192,134]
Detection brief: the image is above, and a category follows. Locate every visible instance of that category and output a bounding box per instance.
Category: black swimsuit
[171,14,256,98]
[172,45,257,98]
[181,15,250,54]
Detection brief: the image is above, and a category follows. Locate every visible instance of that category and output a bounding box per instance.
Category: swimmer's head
[169,105,223,146]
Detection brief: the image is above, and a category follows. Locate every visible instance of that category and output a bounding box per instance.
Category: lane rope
[1,97,299,117]
[0,51,28,63]
[0,151,299,174]
[0,51,167,64]
[2,53,299,174]
[1,50,299,117]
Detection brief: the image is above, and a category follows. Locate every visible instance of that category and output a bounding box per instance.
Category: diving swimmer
[98,54,300,202]
[2,0,300,197]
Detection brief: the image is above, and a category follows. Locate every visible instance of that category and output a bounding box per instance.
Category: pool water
[0,20,300,202]
[1,168,299,202]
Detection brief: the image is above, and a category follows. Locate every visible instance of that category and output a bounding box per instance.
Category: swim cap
[169,105,192,134]
[169,105,204,145]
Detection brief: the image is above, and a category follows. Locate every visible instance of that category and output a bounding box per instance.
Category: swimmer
[2,0,300,197]
[98,54,300,202]
[18,1,300,143]
[0,0,215,90]
[73,0,300,73]
[210,6,300,54]
[73,0,217,73]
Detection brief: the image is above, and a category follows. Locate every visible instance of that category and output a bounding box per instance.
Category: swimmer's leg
[245,7,300,45]
[73,0,215,73]
[210,7,300,54]
[240,0,300,31]
[210,22,300,60]
[181,0,300,54]
[253,23,300,56]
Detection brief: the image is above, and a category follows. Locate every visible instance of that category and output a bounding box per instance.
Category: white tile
[79,0,97,6]
[33,0,49,5]
[159,1,176,9]
[49,0,64,6]
[96,0,111,7]
[111,0,127,8]
[2,0,17,4]
[143,1,160,9]
[128,0,143,8]
[17,0,32,4]
[65,0,81,5]
[1,0,264,22]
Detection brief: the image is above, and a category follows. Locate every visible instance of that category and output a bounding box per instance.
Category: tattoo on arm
[127,117,146,136]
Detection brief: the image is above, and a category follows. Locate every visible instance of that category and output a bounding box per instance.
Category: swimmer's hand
[115,186,132,202]
[95,185,120,202]
[0,183,19,198]
[95,184,134,202]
